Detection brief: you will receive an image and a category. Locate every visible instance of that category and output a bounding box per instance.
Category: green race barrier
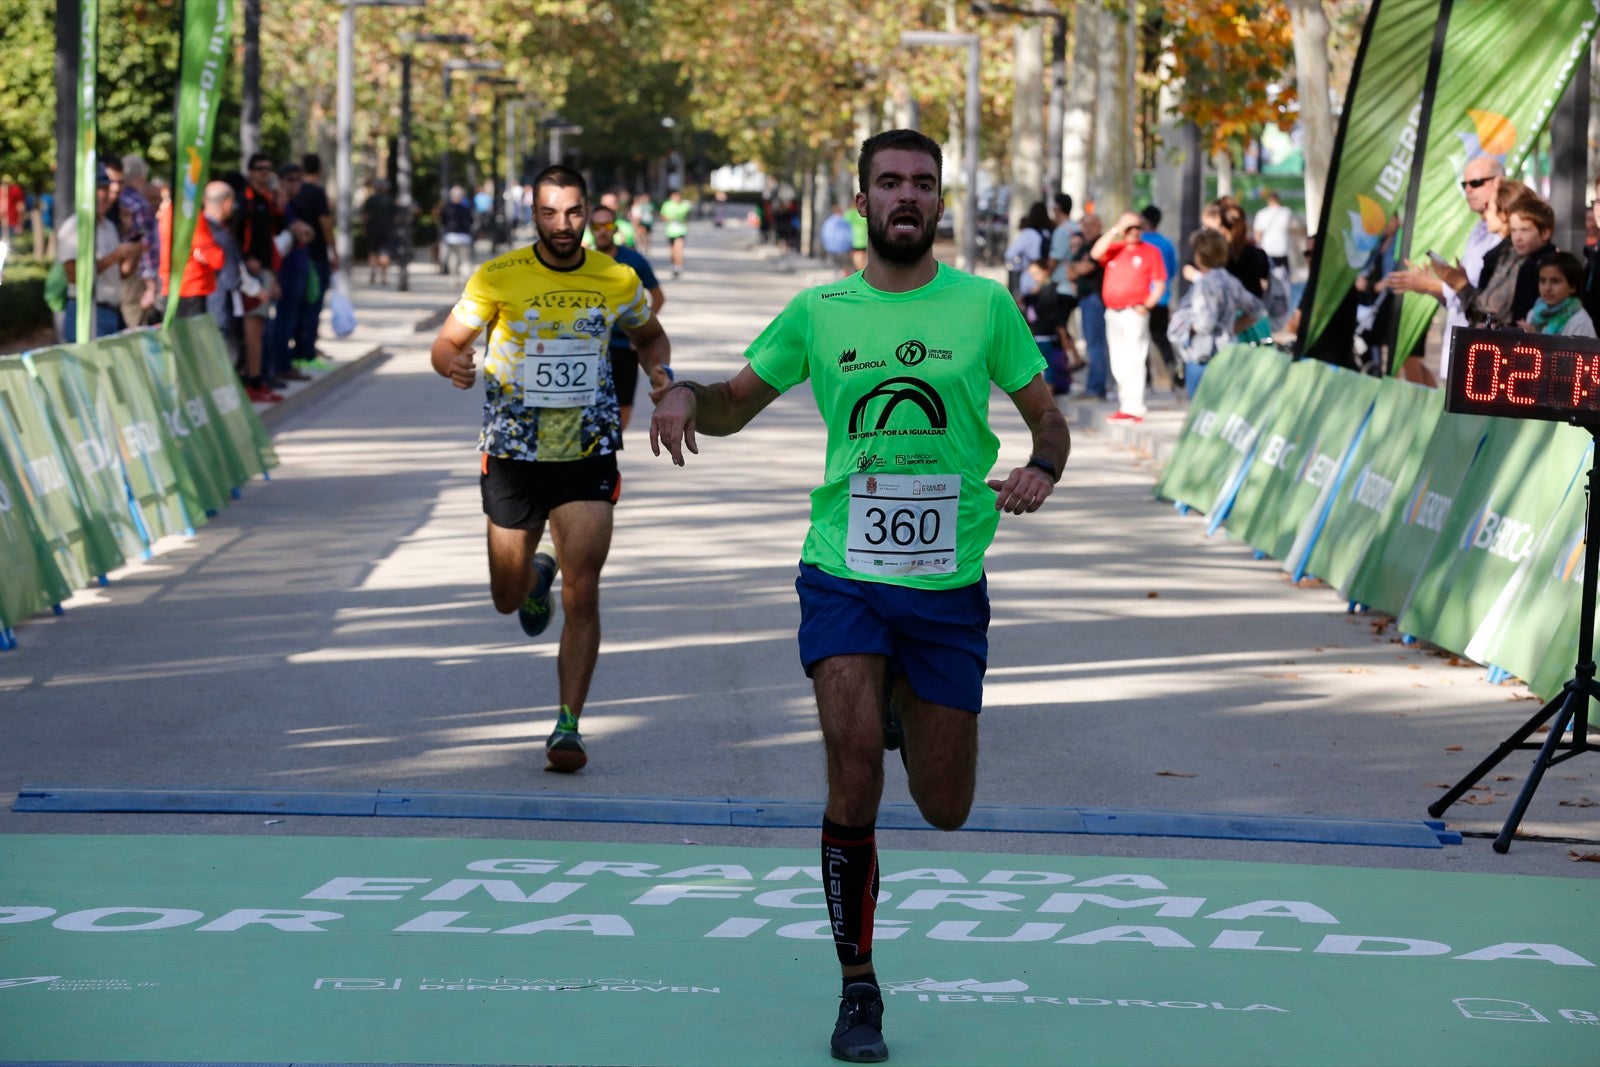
[1154,346,1292,520]
[1153,345,1252,512]
[1300,380,1444,596]
[0,432,73,629]
[1465,442,1591,699]
[0,360,123,588]
[24,348,150,562]
[1397,421,1587,657]
[1240,363,1381,563]
[167,316,278,478]
[1218,357,1321,538]
[118,331,229,516]
[73,336,196,542]
[1345,411,1490,619]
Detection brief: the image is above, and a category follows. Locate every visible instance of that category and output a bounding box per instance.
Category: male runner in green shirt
[651,129,1069,1063]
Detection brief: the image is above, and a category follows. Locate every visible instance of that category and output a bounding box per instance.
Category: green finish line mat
[1,835,1597,1066]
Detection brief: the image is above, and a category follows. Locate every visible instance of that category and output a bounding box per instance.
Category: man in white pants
[1091,211,1167,422]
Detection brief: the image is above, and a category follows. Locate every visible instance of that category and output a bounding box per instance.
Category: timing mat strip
[14,786,1461,848]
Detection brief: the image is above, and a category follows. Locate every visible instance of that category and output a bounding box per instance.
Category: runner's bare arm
[649,366,781,466]
[429,313,480,390]
[623,316,673,393]
[987,373,1069,515]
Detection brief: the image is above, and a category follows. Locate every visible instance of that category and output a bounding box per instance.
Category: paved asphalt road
[3,221,1597,880]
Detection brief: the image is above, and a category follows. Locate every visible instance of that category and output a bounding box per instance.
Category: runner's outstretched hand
[650,386,699,466]
[988,465,1054,514]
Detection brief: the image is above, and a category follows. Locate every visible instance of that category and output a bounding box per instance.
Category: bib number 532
[846,473,960,577]
[523,337,601,407]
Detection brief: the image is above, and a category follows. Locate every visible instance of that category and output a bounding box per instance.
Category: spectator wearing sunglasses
[1386,155,1505,384]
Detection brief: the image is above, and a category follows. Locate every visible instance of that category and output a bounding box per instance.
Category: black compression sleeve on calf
[822,817,879,968]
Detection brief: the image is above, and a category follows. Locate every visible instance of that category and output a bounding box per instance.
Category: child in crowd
[1524,251,1597,338]
[1167,228,1265,398]
[1020,257,1076,394]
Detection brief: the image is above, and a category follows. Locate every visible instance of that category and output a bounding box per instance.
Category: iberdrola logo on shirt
[848,378,948,440]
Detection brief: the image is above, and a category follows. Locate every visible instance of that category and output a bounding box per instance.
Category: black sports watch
[1027,455,1060,484]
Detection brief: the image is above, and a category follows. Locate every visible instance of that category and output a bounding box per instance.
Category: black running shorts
[479,452,621,531]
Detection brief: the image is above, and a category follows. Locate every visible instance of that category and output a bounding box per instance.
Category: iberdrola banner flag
[162,0,234,331]
[1299,0,1435,356]
[1391,0,1600,369]
[74,0,99,344]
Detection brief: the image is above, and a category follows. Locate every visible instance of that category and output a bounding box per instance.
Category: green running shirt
[745,264,1045,589]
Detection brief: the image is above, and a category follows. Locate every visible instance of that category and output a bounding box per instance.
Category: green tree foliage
[0,0,60,190]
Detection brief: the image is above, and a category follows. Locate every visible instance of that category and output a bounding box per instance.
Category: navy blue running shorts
[480,452,620,531]
[795,562,990,713]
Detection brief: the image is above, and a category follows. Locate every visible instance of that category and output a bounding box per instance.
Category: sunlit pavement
[2,221,1596,1066]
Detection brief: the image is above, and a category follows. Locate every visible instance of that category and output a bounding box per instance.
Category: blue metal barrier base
[14,786,1463,848]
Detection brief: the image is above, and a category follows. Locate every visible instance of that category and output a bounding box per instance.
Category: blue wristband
[662,365,675,381]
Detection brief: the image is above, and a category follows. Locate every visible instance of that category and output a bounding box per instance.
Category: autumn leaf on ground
[1146,591,1160,598]
[1445,745,1463,751]
[1558,797,1597,807]
[1339,666,1374,674]
[1569,851,1600,863]
[1459,793,1497,804]
[1157,771,1198,778]
[1495,775,1513,782]
[1263,672,1301,680]
[1425,783,1453,789]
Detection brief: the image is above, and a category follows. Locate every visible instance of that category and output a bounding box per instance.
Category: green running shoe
[545,704,587,773]
[517,551,558,638]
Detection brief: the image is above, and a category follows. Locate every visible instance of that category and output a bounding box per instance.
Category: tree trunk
[1061,1,1098,215]
[1092,2,1135,222]
[241,0,261,167]
[1213,149,1234,199]
[1589,35,1600,182]
[1289,0,1333,228]
[1010,22,1045,233]
[1153,50,1185,233]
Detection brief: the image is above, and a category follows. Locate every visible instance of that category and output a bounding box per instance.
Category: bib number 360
[846,472,960,577]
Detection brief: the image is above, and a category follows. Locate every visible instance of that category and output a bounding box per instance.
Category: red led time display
[1446,327,1600,423]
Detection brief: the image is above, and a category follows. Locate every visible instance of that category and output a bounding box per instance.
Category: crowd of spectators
[28,151,339,403]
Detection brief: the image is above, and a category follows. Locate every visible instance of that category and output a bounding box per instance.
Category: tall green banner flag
[1300,0,1436,355]
[1391,0,1600,369]
[74,0,98,344]
[162,0,234,330]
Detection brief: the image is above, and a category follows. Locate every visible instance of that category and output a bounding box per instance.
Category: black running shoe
[831,982,887,1063]
[518,551,558,638]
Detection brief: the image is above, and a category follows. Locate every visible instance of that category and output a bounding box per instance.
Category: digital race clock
[1446,327,1600,424]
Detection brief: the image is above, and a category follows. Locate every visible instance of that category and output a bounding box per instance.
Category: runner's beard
[537,219,581,256]
[867,207,938,265]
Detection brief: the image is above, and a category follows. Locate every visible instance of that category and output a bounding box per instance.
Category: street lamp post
[439,58,502,272]
[901,30,980,273]
[477,76,519,252]
[335,0,425,286]
[396,31,470,291]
